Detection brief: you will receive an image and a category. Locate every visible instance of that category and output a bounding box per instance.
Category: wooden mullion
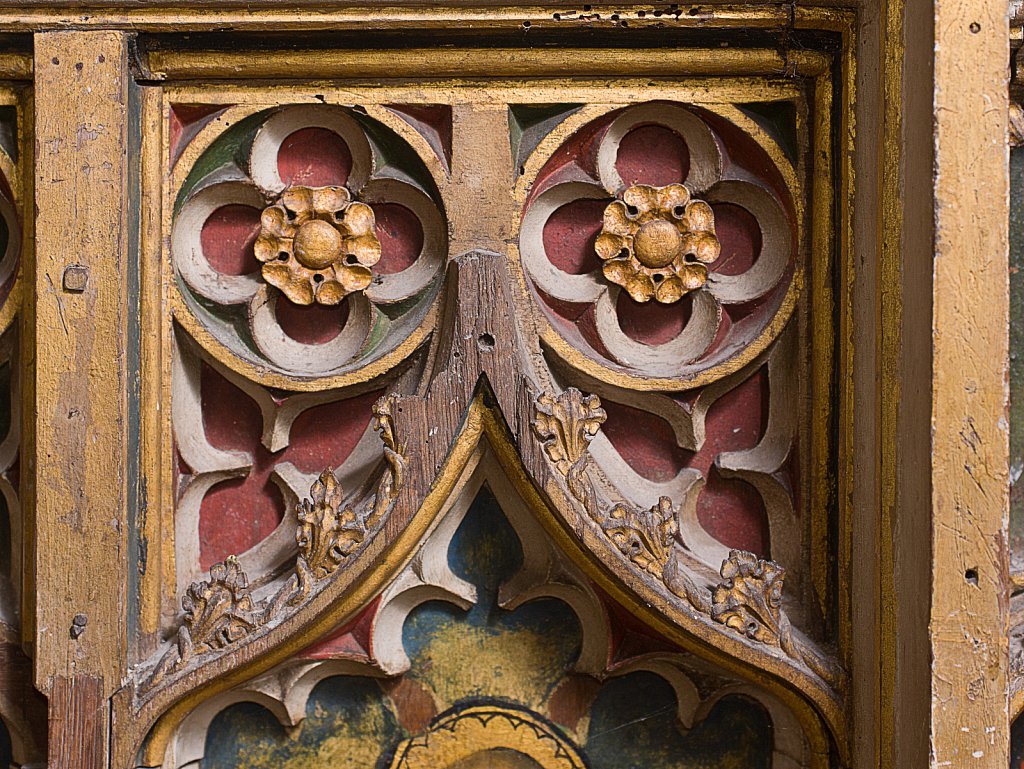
[32,30,134,768]
[930,0,1011,764]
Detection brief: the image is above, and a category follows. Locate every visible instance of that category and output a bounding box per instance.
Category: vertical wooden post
[31,31,133,768]
[931,0,1010,765]
[448,103,512,256]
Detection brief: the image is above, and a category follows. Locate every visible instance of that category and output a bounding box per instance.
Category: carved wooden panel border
[105,30,855,769]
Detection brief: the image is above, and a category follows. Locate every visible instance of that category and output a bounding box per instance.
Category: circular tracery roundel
[517,102,799,386]
[172,105,446,383]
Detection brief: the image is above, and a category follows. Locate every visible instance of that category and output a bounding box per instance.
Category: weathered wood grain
[931,0,1011,765]
[32,30,134,766]
[48,674,104,769]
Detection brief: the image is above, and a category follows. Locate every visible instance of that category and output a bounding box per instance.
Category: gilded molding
[712,550,842,685]
[711,549,786,645]
[145,394,407,693]
[533,387,607,505]
[533,387,842,689]
[389,706,587,769]
[292,469,363,600]
[605,496,678,576]
[533,388,685,581]
[371,394,405,524]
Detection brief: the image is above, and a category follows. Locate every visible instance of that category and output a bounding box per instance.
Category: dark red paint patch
[691,367,771,556]
[373,202,423,275]
[698,468,768,556]
[199,477,285,570]
[278,127,352,188]
[275,297,347,345]
[616,290,692,347]
[169,103,227,166]
[543,198,606,275]
[200,204,262,276]
[712,202,761,276]
[615,124,690,187]
[601,400,692,483]
[298,597,379,661]
[280,389,382,475]
[198,363,281,568]
[385,104,453,171]
[196,362,381,568]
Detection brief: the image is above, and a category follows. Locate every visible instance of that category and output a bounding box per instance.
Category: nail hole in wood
[478,333,495,351]
[965,568,978,585]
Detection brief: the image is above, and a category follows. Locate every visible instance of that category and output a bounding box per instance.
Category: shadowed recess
[736,102,799,166]
[0,717,10,769]
[1010,147,1024,571]
[586,672,772,769]
[1011,712,1024,768]
[509,103,584,177]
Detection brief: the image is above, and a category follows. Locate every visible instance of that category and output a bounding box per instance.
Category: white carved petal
[716,326,799,572]
[361,177,445,305]
[175,470,249,596]
[248,287,372,376]
[0,194,20,291]
[705,180,791,305]
[249,106,373,196]
[606,657,701,729]
[172,180,265,305]
[590,432,701,510]
[172,335,252,475]
[676,473,731,569]
[594,287,720,374]
[596,103,723,195]
[271,422,381,503]
[550,368,700,451]
[520,181,607,304]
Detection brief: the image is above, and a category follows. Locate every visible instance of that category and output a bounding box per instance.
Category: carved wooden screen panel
[110,29,854,769]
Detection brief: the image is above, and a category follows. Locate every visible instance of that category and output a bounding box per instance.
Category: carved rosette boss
[172,104,446,379]
[519,102,797,381]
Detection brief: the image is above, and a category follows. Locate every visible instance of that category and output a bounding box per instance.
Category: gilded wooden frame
[0,2,1011,768]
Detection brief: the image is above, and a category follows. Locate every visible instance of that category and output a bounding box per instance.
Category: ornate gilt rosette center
[255,185,382,306]
[595,183,721,304]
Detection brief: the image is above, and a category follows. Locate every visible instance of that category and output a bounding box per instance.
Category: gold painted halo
[388,706,587,769]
